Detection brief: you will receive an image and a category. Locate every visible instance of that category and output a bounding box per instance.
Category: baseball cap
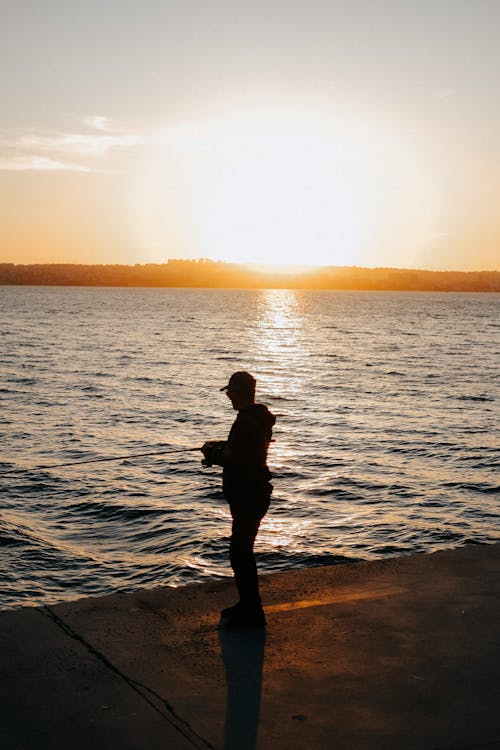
[220,371,256,393]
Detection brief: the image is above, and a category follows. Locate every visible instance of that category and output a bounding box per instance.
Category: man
[202,371,275,629]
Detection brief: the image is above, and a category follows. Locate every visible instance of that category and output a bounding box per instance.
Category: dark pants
[227,488,271,610]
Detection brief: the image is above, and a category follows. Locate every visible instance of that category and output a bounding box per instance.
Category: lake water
[1,286,499,611]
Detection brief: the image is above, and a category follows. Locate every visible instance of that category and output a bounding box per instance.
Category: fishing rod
[1,446,203,475]
[2,439,275,476]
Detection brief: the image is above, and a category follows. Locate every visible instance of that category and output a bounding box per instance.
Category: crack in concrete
[39,605,215,750]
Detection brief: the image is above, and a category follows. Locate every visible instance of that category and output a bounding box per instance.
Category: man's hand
[201,440,225,468]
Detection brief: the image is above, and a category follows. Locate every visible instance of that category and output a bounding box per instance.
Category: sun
[138,108,433,268]
[198,124,365,267]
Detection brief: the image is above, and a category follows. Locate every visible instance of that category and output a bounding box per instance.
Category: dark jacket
[212,403,276,500]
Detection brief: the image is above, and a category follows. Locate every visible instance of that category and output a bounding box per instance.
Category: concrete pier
[1,543,499,749]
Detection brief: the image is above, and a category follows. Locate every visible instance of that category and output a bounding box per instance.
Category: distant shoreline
[1,260,499,292]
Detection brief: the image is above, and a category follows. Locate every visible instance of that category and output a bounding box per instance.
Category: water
[1,286,499,611]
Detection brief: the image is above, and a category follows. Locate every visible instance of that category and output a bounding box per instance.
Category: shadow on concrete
[219,626,266,750]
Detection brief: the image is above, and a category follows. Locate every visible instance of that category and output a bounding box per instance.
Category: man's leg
[229,511,263,612]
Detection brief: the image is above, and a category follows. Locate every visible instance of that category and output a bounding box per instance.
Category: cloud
[3,112,361,171]
[84,116,112,131]
[0,156,91,172]
[18,131,145,156]
[0,117,147,172]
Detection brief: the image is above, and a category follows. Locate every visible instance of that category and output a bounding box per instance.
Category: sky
[1,0,499,270]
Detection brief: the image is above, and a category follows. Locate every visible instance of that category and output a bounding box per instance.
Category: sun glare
[199,128,364,266]
[138,109,434,268]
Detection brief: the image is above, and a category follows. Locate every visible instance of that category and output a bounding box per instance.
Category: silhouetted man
[202,371,275,628]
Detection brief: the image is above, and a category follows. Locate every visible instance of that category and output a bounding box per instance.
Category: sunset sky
[1,0,499,270]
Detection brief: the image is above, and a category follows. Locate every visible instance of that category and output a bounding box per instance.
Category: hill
[0,260,498,291]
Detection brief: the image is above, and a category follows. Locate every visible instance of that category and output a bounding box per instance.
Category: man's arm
[202,414,262,467]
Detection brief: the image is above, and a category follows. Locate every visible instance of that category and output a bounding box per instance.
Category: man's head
[220,371,256,410]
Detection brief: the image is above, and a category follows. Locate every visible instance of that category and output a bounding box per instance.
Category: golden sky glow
[139,110,434,268]
[1,1,499,271]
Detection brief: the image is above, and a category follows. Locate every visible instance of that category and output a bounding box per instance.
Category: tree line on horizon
[0,259,498,291]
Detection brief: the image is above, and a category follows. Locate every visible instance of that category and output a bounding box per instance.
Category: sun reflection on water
[259,513,311,551]
[255,289,302,349]
[252,289,309,394]
[252,289,309,472]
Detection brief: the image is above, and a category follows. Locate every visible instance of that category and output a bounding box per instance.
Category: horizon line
[1,259,499,274]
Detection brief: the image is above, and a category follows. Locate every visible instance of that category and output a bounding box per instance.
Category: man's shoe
[220,602,244,619]
[219,607,266,630]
